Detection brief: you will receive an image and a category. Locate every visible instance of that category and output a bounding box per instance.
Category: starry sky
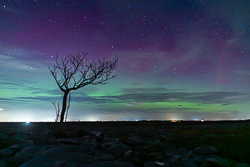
[0,0,250,122]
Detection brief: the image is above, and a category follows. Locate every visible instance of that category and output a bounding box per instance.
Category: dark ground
[0,120,249,134]
[1,120,250,166]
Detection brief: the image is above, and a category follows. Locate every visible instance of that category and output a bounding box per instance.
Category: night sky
[0,0,250,122]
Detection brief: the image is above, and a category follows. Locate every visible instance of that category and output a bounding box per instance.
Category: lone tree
[48,52,118,132]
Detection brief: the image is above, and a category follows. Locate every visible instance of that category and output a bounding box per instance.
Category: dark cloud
[120,87,170,94]
[221,103,231,106]
[0,97,12,101]
[106,88,250,105]
[8,94,113,105]
[73,96,113,104]
[169,89,187,91]
[0,81,20,86]
[0,76,39,88]
[29,87,67,96]
[188,92,247,104]
[92,106,240,120]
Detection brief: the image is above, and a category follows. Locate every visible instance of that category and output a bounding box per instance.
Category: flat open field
[0,120,249,135]
[1,120,249,129]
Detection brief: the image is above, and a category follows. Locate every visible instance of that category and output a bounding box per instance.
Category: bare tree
[48,52,118,132]
[52,93,71,122]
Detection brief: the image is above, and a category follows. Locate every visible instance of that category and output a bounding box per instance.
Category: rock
[79,141,97,152]
[158,134,166,141]
[42,145,80,154]
[40,129,57,145]
[90,130,102,136]
[0,148,15,157]
[155,161,166,166]
[124,149,133,158]
[57,138,82,145]
[26,139,34,146]
[183,161,198,167]
[100,141,118,150]
[19,152,80,167]
[98,161,134,167]
[194,146,218,155]
[69,153,101,165]
[3,157,22,167]
[193,155,209,166]
[0,160,7,167]
[165,150,176,158]
[201,157,230,167]
[167,154,183,166]
[2,128,15,136]
[10,134,27,145]
[19,147,101,167]
[94,150,115,161]
[0,132,9,141]
[125,135,145,146]
[236,162,250,167]
[144,161,155,167]
[186,150,194,159]
[193,154,222,167]
[0,141,10,150]
[14,145,52,163]
[96,133,105,142]
[10,142,34,152]
[106,143,130,157]
[75,129,86,137]
[102,136,115,142]
[178,147,187,154]
[148,152,164,160]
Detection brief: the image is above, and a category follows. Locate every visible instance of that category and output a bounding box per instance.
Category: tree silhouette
[48,52,118,132]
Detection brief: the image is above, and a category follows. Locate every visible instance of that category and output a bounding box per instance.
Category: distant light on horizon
[84,116,99,122]
[0,108,4,111]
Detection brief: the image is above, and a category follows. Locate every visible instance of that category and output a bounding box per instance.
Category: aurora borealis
[0,0,250,122]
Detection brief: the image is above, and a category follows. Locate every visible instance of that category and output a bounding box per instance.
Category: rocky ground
[0,121,250,167]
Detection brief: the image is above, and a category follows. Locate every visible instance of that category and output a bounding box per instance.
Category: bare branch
[48,52,118,124]
[52,101,60,122]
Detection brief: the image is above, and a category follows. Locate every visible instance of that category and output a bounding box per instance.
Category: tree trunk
[59,90,70,133]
